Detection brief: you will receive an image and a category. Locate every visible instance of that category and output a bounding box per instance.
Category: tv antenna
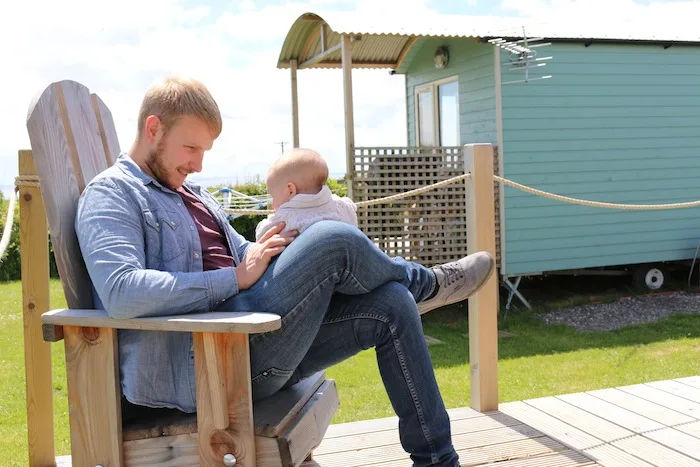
[275,141,291,155]
[489,27,553,85]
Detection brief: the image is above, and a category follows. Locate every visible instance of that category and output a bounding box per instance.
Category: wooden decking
[56,376,700,466]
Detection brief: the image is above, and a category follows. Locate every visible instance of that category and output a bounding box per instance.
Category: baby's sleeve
[255,217,272,242]
[339,197,358,227]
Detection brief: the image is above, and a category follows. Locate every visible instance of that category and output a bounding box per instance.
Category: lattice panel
[352,146,501,268]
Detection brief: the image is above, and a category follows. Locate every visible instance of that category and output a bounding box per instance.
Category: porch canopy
[277,11,700,193]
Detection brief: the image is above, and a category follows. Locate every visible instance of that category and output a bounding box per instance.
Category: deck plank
[647,380,700,404]
[617,383,700,419]
[324,407,486,439]
[612,435,700,466]
[587,387,696,426]
[557,392,666,433]
[583,443,654,467]
[313,424,545,467]
[315,412,520,455]
[675,420,700,439]
[643,427,700,461]
[525,396,634,441]
[677,376,700,390]
[500,401,604,450]
[47,376,700,467]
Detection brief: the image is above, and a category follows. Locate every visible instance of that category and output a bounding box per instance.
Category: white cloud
[3,0,697,197]
[0,0,414,195]
[499,0,700,23]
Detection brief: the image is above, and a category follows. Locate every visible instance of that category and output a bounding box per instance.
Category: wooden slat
[323,406,486,439]
[18,150,55,466]
[500,401,605,450]
[617,383,700,419]
[587,387,696,426]
[646,380,700,404]
[466,450,597,467]
[313,424,544,467]
[42,308,281,334]
[315,412,520,455]
[26,80,109,309]
[557,392,665,433]
[643,427,700,461]
[583,443,654,467]
[677,376,700,390]
[525,397,634,441]
[611,435,700,466]
[254,371,326,437]
[675,420,700,439]
[194,332,255,466]
[277,379,340,466]
[457,437,568,467]
[64,325,123,465]
[91,93,121,166]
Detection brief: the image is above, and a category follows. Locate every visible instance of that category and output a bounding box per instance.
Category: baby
[255,148,358,242]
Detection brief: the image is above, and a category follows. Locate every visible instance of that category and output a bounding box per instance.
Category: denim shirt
[75,153,251,412]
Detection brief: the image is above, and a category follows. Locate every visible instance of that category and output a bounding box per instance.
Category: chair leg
[64,326,123,466]
[194,332,255,467]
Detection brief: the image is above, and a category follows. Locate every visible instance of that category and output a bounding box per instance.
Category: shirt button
[177,202,182,206]
[170,221,176,227]
[190,225,195,230]
[194,253,200,259]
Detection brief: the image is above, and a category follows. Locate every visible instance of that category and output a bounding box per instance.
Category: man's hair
[136,76,222,138]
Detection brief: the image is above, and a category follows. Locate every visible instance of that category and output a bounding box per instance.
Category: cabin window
[415,77,459,147]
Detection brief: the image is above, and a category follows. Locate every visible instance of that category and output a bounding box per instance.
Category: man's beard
[146,137,179,189]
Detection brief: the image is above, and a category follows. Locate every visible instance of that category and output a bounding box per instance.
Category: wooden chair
[21,79,339,466]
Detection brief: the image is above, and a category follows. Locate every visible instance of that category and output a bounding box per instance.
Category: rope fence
[223,172,700,216]
[5,172,700,256]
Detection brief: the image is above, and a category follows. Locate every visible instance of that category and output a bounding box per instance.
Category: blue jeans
[215,221,459,467]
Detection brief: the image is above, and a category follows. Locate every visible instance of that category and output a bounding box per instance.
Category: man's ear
[144,115,162,143]
[288,182,297,197]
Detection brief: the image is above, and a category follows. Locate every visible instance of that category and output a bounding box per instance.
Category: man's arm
[76,180,238,319]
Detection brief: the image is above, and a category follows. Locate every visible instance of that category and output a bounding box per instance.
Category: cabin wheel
[633,264,665,291]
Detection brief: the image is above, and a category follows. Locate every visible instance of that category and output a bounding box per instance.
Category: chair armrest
[41,308,281,342]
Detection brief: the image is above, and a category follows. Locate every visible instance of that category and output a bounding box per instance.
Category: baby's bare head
[267,148,329,195]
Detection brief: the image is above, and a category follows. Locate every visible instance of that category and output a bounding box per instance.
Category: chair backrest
[26,80,121,309]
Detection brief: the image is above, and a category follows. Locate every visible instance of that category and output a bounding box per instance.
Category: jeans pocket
[251,367,295,401]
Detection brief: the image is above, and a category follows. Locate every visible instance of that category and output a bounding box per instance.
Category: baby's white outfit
[255,185,358,241]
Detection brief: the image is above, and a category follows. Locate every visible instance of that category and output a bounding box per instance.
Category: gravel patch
[539,291,700,332]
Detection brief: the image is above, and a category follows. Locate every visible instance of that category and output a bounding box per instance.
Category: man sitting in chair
[74,76,495,467]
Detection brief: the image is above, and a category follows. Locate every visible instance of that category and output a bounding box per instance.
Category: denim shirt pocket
[143,208,185,266]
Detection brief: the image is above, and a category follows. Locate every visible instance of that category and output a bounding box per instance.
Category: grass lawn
[2,279,700,465]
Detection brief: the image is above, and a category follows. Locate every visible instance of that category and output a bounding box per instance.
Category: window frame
[414,75,460,147]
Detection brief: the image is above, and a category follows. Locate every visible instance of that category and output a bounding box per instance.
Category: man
[75,76,495,467]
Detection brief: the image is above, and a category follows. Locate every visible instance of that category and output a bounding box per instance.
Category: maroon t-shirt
[177,188,235,271]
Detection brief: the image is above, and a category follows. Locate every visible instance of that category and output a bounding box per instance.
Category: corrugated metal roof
[277,11,700,70]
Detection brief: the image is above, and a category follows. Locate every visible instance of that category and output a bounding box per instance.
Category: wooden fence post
[464,143,499,412]
[19,149,56,465]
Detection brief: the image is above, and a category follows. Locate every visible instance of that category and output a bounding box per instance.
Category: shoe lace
[435,263,464,286]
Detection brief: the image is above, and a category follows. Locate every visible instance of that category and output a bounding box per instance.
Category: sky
[1,0,698,197]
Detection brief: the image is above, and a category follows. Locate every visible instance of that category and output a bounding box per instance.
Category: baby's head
[266,148,329,210]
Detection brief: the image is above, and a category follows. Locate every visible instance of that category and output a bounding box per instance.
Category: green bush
[0,193,59,282]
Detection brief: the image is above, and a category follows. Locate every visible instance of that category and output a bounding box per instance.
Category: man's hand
[236,223,298,290]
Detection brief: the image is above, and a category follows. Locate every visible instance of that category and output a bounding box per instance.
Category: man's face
[145,116,215,190]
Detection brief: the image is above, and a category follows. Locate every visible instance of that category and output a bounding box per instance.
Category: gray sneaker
[418,251,495,314]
